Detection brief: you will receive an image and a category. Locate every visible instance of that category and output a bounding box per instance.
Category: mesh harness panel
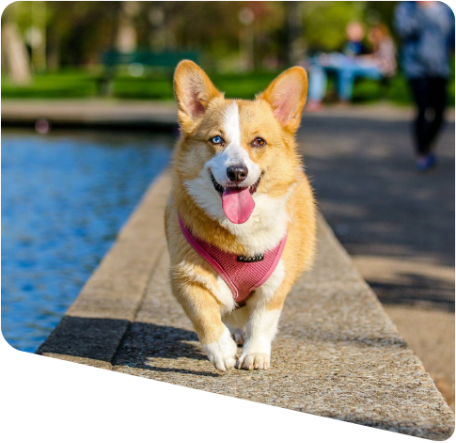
[178,215,287,305]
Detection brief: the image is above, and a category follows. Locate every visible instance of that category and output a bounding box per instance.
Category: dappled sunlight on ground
[300,109,455,408]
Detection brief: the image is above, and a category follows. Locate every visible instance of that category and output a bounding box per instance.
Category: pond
[2,129,174,353]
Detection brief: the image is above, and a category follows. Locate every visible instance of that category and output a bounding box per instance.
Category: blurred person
[445,2,456,50]
[344,21,370,57]
[367,24,397,78]
[395,1,455,171]
[307,21,396,111]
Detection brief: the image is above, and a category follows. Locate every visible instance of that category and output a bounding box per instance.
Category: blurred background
[1,1,454,410]
[2,1,454,103]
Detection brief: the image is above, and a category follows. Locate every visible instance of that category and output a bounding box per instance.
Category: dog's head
[173,60,308,225]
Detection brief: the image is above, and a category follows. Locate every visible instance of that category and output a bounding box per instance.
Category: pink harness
[178,215,287,305]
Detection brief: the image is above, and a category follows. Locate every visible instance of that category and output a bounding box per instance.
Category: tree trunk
[284,2,303,66]
[47,28,60,72]
[1,22,32,85]
[30,1,47,73]
[115,1,139,53]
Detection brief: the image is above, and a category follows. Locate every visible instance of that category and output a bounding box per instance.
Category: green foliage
[303,1,365,52]
[53,2,119,66]
[364,1,400,39]
[2,1,405,70]
[3,1,285,69]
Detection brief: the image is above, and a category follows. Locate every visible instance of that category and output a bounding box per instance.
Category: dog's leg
[238,261,289,370]
[230,328,246,346]
[223,307,249,346]
[203,326,238,371]
[171,278,238,371]
[237,305,282,370]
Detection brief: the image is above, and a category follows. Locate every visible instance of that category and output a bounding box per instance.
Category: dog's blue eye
[210,136,223,145]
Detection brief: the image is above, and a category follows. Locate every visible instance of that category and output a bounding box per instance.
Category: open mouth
[210,172,261,224]
[210,172,261,196]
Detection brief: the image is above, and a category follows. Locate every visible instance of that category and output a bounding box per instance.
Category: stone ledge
[37,170,455,440]
[3,100,454,129]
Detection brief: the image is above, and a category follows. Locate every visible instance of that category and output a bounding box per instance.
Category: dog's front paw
[237,351,270,370]
[203,328,238,371]
[237,339,271,370]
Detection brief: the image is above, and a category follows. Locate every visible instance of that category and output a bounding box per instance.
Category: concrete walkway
[38,171,454,440]
[299,109,455,409]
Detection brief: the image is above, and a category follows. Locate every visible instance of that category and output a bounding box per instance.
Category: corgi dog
[165,60,316,371]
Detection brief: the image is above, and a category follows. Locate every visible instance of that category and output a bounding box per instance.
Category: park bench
[99,50,200,96]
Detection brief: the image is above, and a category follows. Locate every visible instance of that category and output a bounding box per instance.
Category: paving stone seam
[108,243,167,366]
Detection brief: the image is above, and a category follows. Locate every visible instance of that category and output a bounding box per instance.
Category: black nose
[227,165,248,183]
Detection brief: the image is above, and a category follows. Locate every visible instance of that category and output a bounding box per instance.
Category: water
[2,130,174,353]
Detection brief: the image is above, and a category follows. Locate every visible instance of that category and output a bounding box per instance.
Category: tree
[285,1,303,66]
[115,1,139,53]
[303,1,365,52]
[1,3,31,84]
[45,2,119,67]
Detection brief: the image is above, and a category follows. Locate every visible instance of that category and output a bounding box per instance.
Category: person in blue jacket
[395,1,455,171]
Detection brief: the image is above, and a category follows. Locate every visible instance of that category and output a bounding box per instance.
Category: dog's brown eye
[252,137,266,148]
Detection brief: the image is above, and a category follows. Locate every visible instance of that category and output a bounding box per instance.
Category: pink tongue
[222,187,255,224]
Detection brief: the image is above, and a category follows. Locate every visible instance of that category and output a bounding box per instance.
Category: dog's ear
[258,67,308,133]
[174,60,222,131]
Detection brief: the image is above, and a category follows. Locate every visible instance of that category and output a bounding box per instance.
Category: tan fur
[165,60,316,370]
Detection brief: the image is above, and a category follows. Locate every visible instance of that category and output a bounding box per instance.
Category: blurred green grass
[1,70,282,101]
[2,68,454,106]
[2,70,100,99]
